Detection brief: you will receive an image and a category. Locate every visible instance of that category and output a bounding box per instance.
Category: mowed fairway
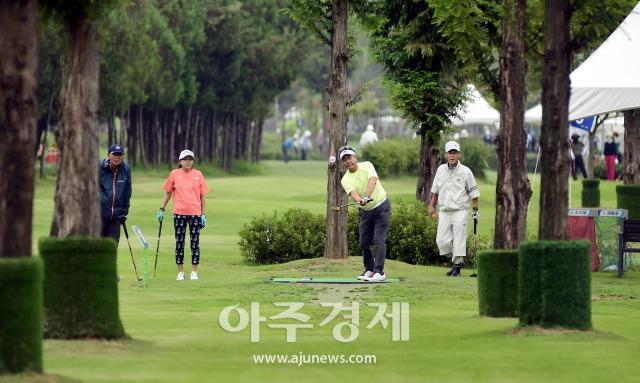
[6,160,639,383]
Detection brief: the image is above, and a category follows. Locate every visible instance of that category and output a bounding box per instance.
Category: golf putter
[122,222,142,281]
[470,217,478,277]
[153,219,163,278]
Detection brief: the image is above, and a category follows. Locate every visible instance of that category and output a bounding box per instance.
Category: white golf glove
[472,210,479,220]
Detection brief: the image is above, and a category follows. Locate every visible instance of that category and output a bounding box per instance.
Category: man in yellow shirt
[339,146,391,282]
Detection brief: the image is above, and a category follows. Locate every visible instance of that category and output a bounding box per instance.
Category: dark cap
[108,144,124,154]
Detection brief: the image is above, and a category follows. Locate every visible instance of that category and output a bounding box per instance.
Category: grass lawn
[3,160,639,383]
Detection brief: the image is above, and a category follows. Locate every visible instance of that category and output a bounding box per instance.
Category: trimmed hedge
[617,185,640,219]
[240,202,493,266]
[0,257,42,373]
[239,209,325,264]
[39,237,125,339]
[360,138,420,178]
[477,251,518,317]
[581,179,600,207]
[518,241,591,329]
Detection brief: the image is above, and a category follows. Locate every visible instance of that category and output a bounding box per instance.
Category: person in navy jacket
[99,144,132,244]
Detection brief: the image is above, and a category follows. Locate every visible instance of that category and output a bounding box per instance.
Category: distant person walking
[604,134,617,180]
[571,134,588,180]
[428,141,480,277]
[282,137,294,163]
[158,150,210,281]
[300,130,312,160]
[339,145,391,282]
[316,129,325,154]
[359,124,379,147]
[99,144,132,244]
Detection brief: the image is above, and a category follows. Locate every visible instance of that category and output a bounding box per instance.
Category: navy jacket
[99,160,132,220]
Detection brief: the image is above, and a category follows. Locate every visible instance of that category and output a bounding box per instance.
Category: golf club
[470,217,478,278]
[153,219,163,278]
[331,201,361,211]
[121,222,142,281]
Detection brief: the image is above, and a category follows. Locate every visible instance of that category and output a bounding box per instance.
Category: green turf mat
[270,277,401,284]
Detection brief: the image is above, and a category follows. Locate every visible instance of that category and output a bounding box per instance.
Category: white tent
[452,85,500,126]
[524,104,542,125]
[569,3,640,120]
[526,4,640,123]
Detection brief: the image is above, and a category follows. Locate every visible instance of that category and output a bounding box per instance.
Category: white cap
[445,141,460,152]
[339,147,356,159]
[366,124,374,131]
[179,149,195,160]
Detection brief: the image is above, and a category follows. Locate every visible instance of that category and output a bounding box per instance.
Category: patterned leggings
[173,214,201,265]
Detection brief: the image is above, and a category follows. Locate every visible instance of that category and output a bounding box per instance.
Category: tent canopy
[569,3,640,120]
[526,4,640,123]
[452,85,500,126]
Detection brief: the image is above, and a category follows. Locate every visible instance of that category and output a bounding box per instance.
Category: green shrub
[242,202,492,266]
[360,138,420,178]
[239,208,326,264]
[518,241,591,330]
[617,185,640,219]
[0,257,42,373]
[453,138,490,179]
[593,163,623,180]
[477,251,518,317]
[348,200,492,266]
[347,200,443,265]
[39,237,125,339]
[581,179,600,207]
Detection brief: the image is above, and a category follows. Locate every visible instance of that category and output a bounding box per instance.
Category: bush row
[240,202,492,266]
[239,209,326,264]
[360,137,491,179]
[360,138,421,178]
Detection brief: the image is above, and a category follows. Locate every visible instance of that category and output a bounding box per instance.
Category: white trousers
[436,209,468,264]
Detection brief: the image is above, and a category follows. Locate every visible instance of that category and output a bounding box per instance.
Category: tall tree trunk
[252,117,264,162]
[169,108,177,164]
[324,0,348,259]
[211,111,218,160]
[0,0,38,257]
[53,15,101,237]
[539,0,571,240]
[415,130,439,203]
[107,114,114,146]
[494,0,532,249]
[119,111,126,149]
[137,105,146,168]
[127,106,136,166]
[623,109,640,184]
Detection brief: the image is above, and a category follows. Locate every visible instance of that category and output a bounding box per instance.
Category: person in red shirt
[157,150,210,281]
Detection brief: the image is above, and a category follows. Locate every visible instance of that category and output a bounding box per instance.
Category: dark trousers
[572,155,588,180]
[174,214,201,265]
[359,199,391,274]
[101,217,122,244]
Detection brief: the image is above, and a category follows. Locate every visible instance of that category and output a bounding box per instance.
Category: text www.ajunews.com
[253,353,377,366]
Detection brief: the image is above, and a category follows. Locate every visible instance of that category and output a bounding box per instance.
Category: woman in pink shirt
[157,150,210,281]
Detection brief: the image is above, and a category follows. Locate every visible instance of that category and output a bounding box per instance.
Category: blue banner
[570,116,596,132]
